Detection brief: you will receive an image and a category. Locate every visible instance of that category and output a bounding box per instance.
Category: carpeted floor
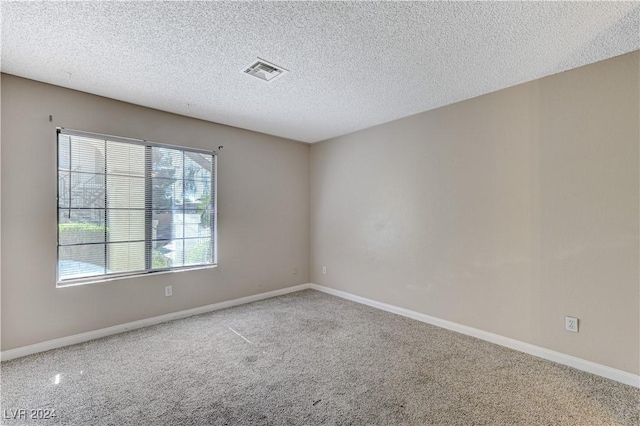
[1,289,638,425]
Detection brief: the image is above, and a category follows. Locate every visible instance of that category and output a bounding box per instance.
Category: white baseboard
[309,283,640,389]
[0,283,312,362]
[3,282,638,389]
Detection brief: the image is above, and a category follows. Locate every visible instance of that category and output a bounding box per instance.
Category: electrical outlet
[322,266,327,274]
[293,267,297,275]
[165,285,172,297]
[565,316,578,333]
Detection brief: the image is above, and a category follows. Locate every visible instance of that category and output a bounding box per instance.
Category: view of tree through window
[57,130,216,284]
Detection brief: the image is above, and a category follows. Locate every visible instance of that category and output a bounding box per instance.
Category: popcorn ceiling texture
[1,2,638,142]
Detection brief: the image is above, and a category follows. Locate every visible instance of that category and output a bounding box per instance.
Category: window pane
[153,239,184,268]
[58,209,106,245]
[185,238,212,266]
[152,245,173,269]
[152,210,183,241]
[57,172,106,209]
[107,242,145,273]
[106,175,145,209]
[153,147,183,173]
[184,210,212,238]
[58,171,70,208]
[184,153,212,181]
[184,180,211,210]
[106,210,145,243]
[172,211,187,239]
[106,141,145,177]
[59,244,106,280]
[185,152,212,172]
[58,135,71,171]
[152,178,183,210]
[152,147,183,211]
[71,136,105,174]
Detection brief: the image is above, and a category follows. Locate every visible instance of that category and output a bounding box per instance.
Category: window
[57,129,216,285]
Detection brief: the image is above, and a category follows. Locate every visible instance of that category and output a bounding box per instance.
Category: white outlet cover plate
[165,286,173,297]
[565,316,578,332]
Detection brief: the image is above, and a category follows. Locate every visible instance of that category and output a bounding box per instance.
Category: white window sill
[56,264,218,288]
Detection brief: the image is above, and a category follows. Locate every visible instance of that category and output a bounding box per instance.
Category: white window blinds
[57,129,216,285]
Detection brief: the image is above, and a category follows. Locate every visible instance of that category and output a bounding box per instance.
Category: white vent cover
[242,58,288,82]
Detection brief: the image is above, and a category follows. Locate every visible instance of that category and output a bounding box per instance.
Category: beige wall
[1,74,310,350]
[310,52,640,375]
[2,52,639,376]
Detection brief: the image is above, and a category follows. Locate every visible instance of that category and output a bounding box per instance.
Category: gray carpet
[1,289,638,425]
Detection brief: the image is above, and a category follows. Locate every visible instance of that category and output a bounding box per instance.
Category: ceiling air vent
[243,58,288,82]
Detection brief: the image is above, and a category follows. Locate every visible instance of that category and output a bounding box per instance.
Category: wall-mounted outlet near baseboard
[565,316,578,333]
[165,286,172,297]
[322,266,327,274]
[293,267,297,275]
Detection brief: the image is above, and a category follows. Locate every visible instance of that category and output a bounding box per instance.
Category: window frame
[56,128,217,287]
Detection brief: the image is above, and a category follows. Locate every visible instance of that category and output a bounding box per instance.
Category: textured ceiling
[1,2,639,143]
